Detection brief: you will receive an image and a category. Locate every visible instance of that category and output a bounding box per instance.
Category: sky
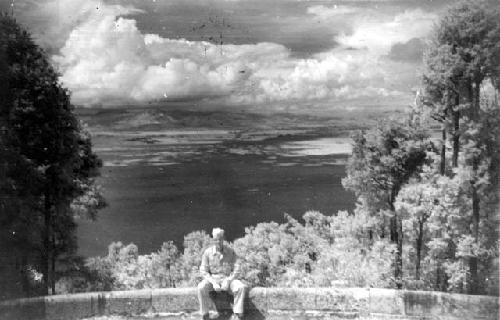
[2,0,459,111]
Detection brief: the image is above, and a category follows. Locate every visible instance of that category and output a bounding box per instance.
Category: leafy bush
[177,230,212,286]
[80,231,213,290]
[80,211,394,290]
[233,211,394,288]
[79,207,496,295]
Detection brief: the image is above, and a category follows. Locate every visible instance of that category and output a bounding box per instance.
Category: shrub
[178,231,212,286]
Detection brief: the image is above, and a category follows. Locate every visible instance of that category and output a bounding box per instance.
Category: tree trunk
[20,255,31,296]
[42,192,52,295]
[389,191,402,289]
[441,125,446,175]
[452,108,460,168]
[436,264,441,291]
[468,81,481,295]
[51,232,56,294]
[389,216,400,287]
[396,216,403,288]
[380,216,386,239]
[469,158,480,294]
[415,220,424,280]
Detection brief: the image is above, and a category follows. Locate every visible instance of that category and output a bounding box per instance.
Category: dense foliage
[417,0,500,294]
[60,213,395,292]
[0,14,105,296]
[342,120,430,288]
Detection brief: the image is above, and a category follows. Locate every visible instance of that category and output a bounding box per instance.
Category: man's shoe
[231,313,243,320]
[201,313,210,320]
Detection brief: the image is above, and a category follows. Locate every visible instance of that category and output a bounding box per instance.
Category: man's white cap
[212,228,225,239]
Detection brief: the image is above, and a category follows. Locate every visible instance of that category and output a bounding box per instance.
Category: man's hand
[212,282,222,292]
[221,278,230,291]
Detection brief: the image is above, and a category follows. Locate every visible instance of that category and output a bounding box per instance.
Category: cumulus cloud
[335,9,437,55]
[52,6,288,104]
[22,0,436,106]
[237,49,403,104]
[306,5,436,54]
[306,5,438,96]
[15,0,142,51]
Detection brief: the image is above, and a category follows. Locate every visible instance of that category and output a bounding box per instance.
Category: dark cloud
[122,0,343,57]
[387,37,425,62]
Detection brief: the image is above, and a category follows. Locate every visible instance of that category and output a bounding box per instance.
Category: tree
[0,14,104,295]
[457,99,500,294]
[397,98,499,294]
[422,0,500,170]
[420,0,500,293]
[395,163,458,291]
[396,178,435,282]
[421,44,465,171]
[179,231,212,286]
[342,120,429,288]
[151,241,181,288]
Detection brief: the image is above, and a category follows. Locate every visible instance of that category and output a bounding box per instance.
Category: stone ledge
[0,288,497,320]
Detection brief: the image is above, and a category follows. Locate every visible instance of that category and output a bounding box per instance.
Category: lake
[75,108,363,257]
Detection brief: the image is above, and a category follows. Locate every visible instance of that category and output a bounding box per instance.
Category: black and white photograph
[0,0,499,319]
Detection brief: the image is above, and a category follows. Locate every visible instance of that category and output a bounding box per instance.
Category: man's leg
[197,279,214,318]
[228,280,248,316]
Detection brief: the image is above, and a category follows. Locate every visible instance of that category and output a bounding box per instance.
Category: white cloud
[238,49,400,104]
[16,0,142,50]
[34,0,433,106]
[335,9,437,55]
[53,5,290,105]
[304,5,438,97]
[306,5,437,55]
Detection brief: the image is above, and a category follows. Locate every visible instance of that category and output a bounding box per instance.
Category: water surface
[76,108,360,257]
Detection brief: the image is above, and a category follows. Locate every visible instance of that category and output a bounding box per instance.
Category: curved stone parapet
[0,288,498,320]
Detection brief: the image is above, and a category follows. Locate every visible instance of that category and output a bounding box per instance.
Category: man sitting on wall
[198,228,248,320]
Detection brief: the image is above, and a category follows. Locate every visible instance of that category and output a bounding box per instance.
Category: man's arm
[227,258,241,281]
[221,251,242,290]
[200,250,221,289]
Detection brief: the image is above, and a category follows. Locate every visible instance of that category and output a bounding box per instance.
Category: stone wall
[0,288,498,320]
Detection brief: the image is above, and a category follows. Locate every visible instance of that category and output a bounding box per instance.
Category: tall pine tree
[342,120,429,288]
[0,14,104,295]
[420,0,500,294]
